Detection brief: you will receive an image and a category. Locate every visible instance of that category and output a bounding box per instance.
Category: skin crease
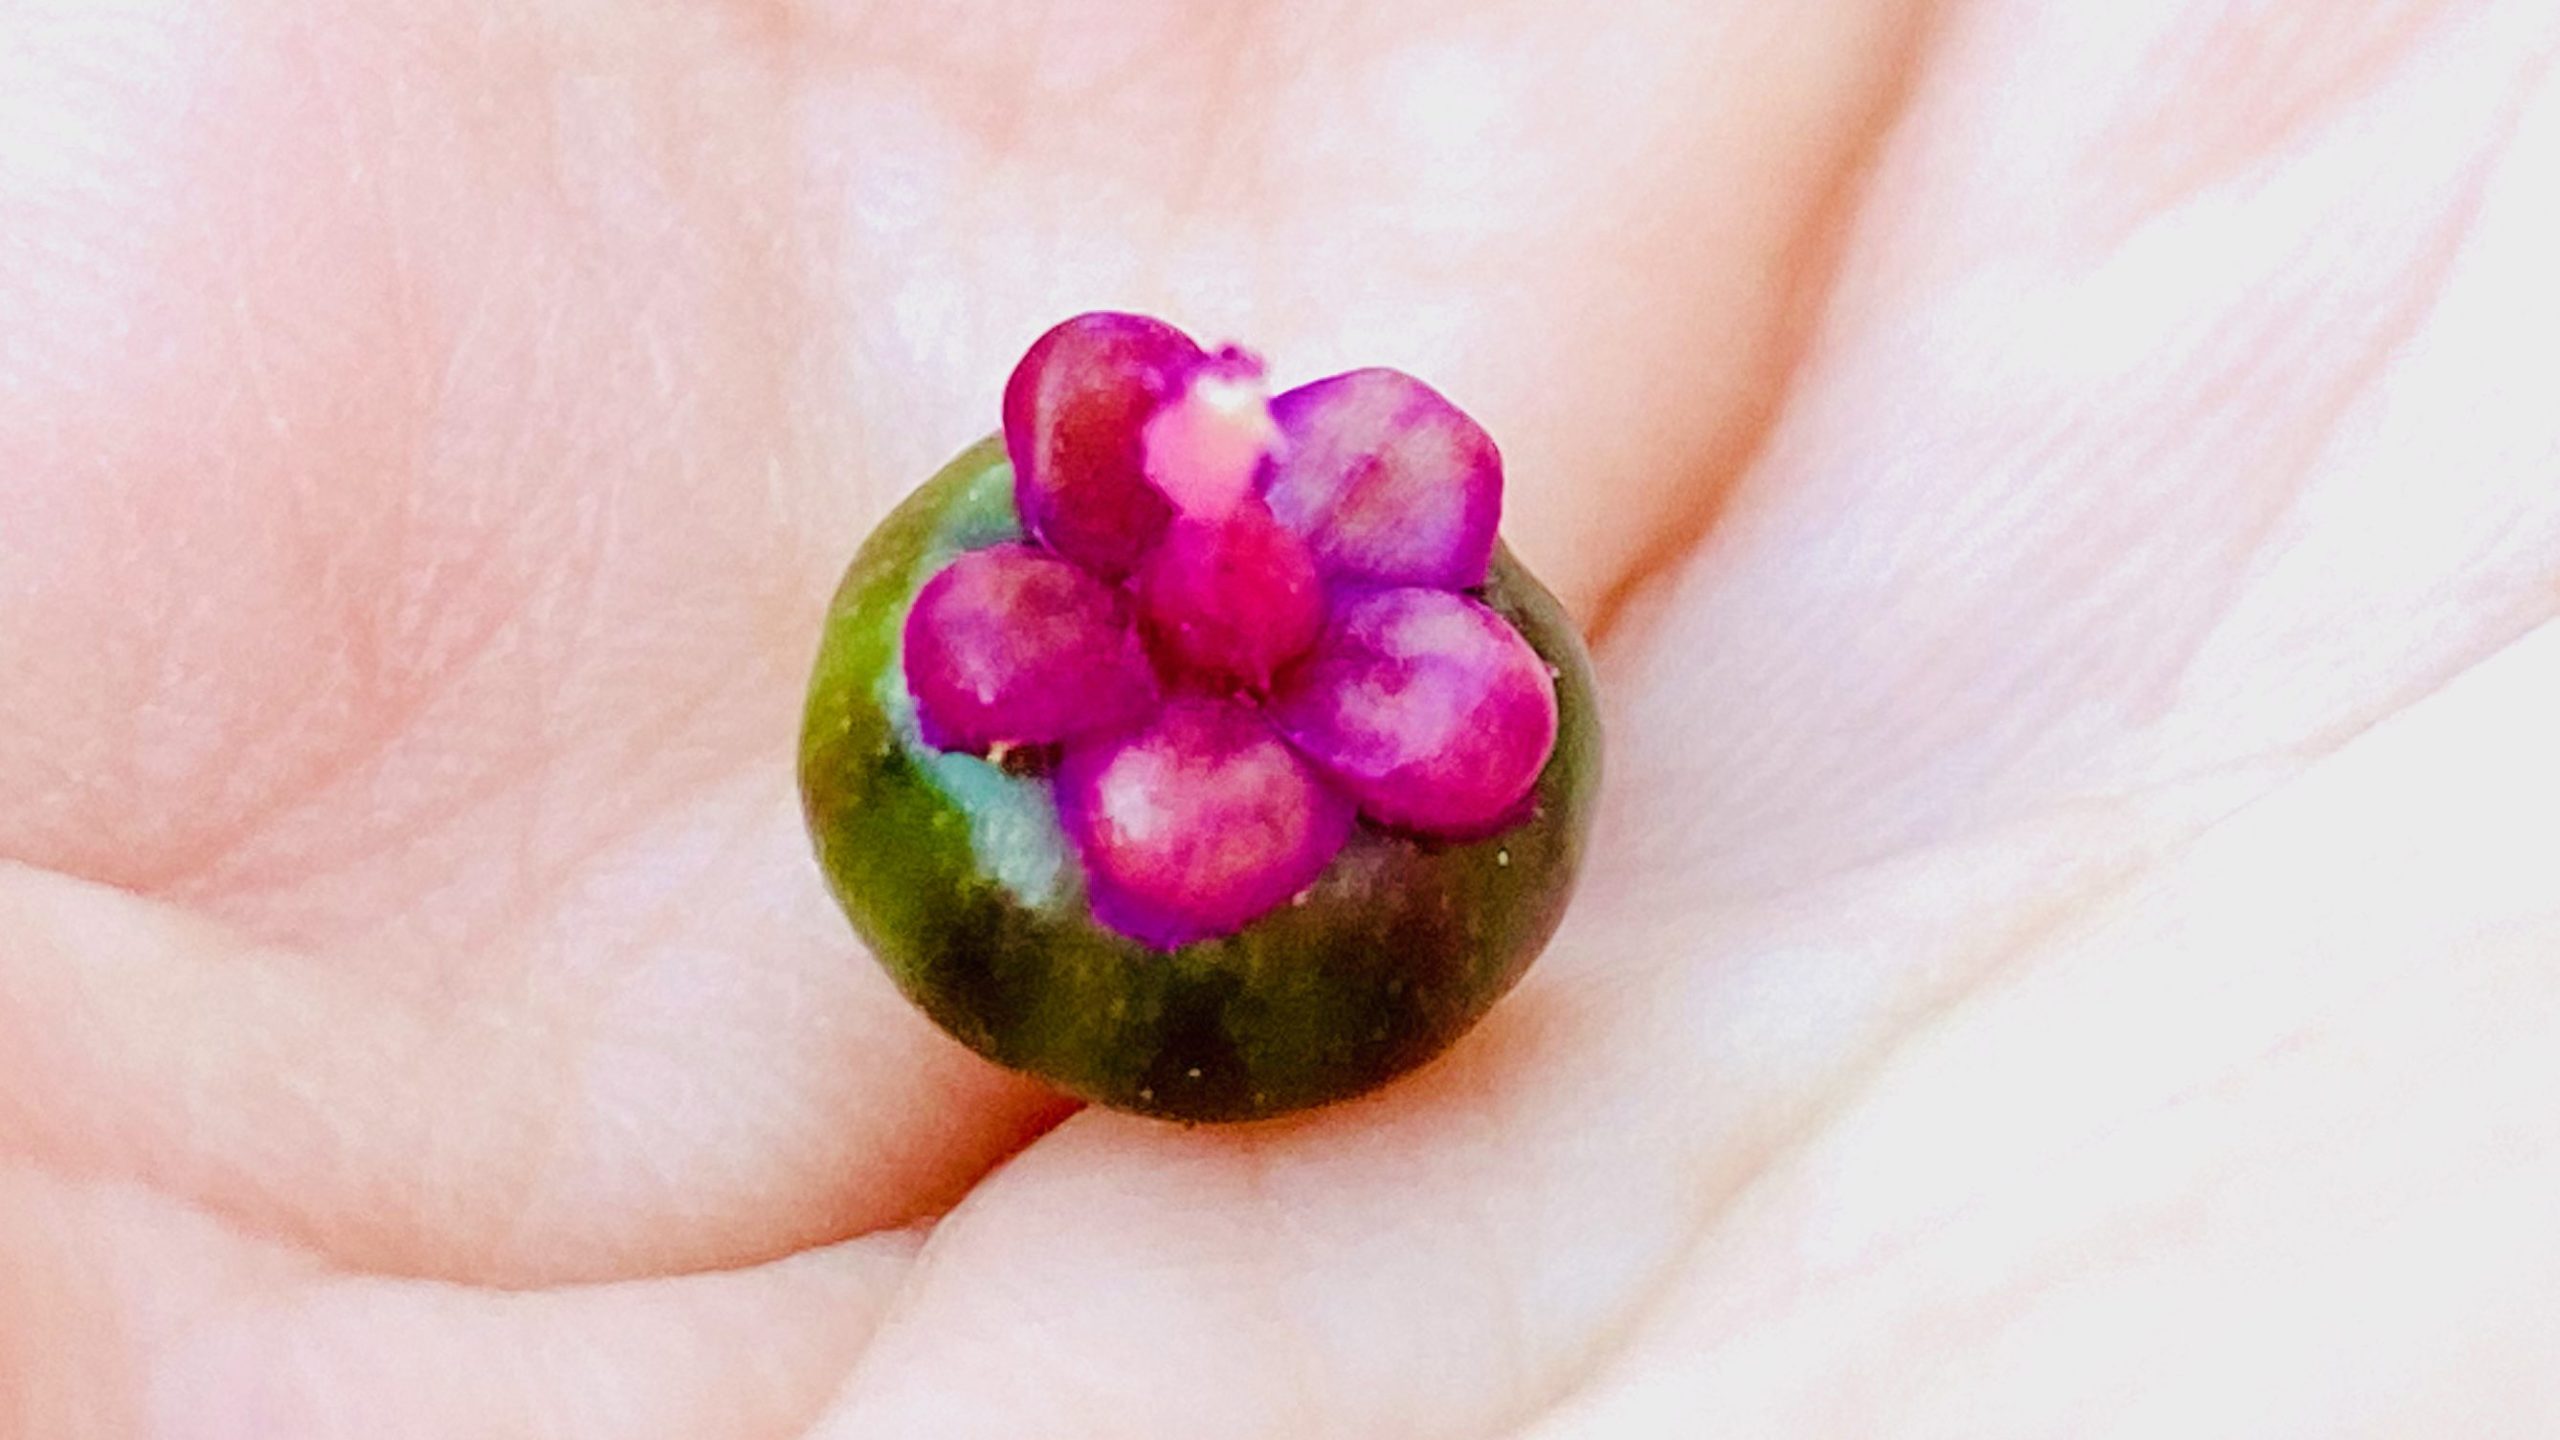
[2,0,2558,1432]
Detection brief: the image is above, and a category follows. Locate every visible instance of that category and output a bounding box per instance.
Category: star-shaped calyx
[902,313,1557,948]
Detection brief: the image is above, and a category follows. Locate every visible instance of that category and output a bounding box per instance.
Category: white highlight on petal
[1143,367,1278,522]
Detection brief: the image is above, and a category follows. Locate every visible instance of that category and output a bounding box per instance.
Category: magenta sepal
[902,543,1160,754]
[1263,368,1502,590]
[1268,587,1557,838]
[1056,699,1357,950]
[1004,312,1206,579]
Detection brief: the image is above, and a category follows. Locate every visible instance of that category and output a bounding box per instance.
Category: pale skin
[4,0,2558,1434]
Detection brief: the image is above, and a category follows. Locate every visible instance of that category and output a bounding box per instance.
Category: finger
[1524,593,2560,1437]
[1608,0,2560,902]
[0,1162,914,1440]
[0,860,1064,1285]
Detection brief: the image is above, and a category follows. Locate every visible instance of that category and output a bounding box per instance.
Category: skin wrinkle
[1492,611,2560,1437]
[0,1169,252,1440]
[153,646,537,918]
[1585,0,1944,648]
[165,388,816,947]
[141,728,1038,1281]
[1481,34,2556,1433]
[1820,179,2351,756]
[1785,923,2555,1432]
[2105,0,2473,231]
[1860,221,2359,770]
[91,422,455,899]
[21,1170,918,1440]
[15,45,625,903]
[2126,114,2527,729]
[0,995,414,1288]
[0,855,846,1288]
[1620,10,2560,908]
[170,686,563,944]
[806,1182,992,1427]
[2027,35,2560,768]
[4,976,942,1303]
[130,4,817,934]
[1478,829,2180,1439]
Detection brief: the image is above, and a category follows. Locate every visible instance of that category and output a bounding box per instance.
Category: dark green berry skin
[799,438,1601,1122]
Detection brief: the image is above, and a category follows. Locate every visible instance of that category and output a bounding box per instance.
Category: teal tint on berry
[901,543,1158,754]
[1263,368,1502,589]
[1269,587,1559,838]
[1004,312,1204,578]
[1056,699,1355,950]
[1134,500,1326,692]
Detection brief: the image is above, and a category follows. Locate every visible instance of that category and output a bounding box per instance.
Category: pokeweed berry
[800,314,1600,1121]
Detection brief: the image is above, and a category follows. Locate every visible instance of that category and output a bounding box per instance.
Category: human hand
[5,1,2556,1434]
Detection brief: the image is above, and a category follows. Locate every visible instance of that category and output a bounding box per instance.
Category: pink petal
[1004,312,1206,578]
[1134,500,1326,692]
[1268,588,1557,838]
[903,544,1159,753]
[1057,699,1355,949]
[1263,368,1501,589]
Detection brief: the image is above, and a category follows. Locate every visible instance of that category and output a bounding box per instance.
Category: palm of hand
[5,1,2557,1434]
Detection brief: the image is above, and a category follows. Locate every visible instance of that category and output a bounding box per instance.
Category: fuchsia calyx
[908,312,1554,948]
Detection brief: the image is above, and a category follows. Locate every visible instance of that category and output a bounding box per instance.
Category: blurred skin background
[3,0,2557,1435]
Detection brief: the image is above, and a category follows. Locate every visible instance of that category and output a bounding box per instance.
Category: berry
[801,315,1598,1120]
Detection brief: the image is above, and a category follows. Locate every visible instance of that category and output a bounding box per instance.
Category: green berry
[799,438,1601,1122]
